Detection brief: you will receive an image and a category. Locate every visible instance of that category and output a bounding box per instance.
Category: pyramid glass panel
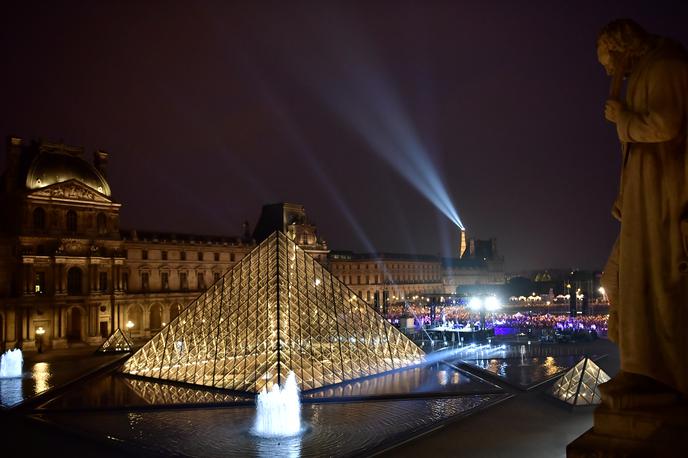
[122,231,425,393]
[97,328,134,353]
[550,357,610,405]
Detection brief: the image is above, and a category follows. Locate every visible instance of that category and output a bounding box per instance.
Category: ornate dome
[25,151,111,196]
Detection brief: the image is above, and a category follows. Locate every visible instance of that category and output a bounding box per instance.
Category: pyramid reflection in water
[97,328,133,353]
[122,231,424,393]
[550,357,610,405]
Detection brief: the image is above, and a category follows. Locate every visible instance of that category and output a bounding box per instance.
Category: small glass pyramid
[122,231,425,393]
[97,328,134,353]
[550,357,610,405]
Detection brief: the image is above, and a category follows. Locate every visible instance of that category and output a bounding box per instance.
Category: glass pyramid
[122,231,425,393]
[97,328,134,353]
[550,357,610,405]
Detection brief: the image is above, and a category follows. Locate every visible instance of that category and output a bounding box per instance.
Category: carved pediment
[29,179,112,203]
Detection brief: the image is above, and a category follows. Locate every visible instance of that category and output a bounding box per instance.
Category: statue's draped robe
[603,39,688,395]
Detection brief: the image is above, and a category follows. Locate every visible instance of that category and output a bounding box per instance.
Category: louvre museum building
[0,137,504,351]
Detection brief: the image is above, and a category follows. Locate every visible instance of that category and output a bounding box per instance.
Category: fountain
[0,349,23,378]
[252,371,302,438]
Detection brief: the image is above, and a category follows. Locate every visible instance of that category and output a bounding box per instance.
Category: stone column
[24,265,30,294]
[51,263,57,295]
[113,265,120,291]
[60,307,66,338]
[90,264,97,293]
[28,264,34,294]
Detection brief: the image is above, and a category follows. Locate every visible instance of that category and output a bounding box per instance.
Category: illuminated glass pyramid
[97,328,134,353]
[550,357,610,405]
[122,231,424,393]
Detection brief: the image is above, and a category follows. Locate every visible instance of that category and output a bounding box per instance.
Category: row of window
[140,271,221,291]
[32,207,110,234]
[139,250,237,262]
[333,262,438,271]
[30,267,227,296]
[33,268,121,295]
[340,274,438,285]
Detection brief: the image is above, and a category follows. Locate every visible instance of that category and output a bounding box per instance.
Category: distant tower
[459,228,467,258]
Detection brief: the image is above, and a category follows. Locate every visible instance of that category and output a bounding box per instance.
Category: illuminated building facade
[0,137,504,351]
[0,138,254,350]
[329,237,505,310]
[329,252,444,306]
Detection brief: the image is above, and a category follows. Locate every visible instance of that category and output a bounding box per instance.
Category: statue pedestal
[568,386,687,457]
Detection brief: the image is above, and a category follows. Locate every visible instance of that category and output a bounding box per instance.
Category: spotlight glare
[468,297,483,310]
[485,296,501,312]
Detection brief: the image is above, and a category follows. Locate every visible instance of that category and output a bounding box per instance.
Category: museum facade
[0,137,504,351]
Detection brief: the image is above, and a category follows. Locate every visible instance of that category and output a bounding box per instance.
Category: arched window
[149,304,162,331]
[97,212,107,235]
[128,305,143,335]
[33,207,46,231]
[66,210,77,233]
[67,267,83,295]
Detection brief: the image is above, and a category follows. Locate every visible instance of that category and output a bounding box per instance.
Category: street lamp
[126,320,135,340]
[35,326,45,353]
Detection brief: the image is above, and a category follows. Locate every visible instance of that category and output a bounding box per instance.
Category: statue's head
[597,19,651,76]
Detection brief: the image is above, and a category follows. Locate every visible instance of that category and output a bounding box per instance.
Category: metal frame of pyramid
[96,328,134,353]
[550,357,610,405]
[122,231,425,393]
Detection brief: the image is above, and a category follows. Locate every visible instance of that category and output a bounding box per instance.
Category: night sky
[2,0,687,272]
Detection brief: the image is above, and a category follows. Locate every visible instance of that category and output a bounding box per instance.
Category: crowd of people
[385,303,608,337]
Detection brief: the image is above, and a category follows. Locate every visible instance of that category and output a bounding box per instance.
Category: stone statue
[599,19,688,405]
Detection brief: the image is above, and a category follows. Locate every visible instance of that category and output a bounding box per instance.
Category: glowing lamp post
[35,326,46,353]
[126,320,135,340]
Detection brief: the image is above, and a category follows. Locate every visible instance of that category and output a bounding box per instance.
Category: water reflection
[41,395,505,458]
[0,361,54,408]
[124,377,250,405]
[305,364,500,399]
[33,362,52,394]
[1,355,123,409]
[255,435,302,458]
[467,355,583,389]
[0,377,23,407]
